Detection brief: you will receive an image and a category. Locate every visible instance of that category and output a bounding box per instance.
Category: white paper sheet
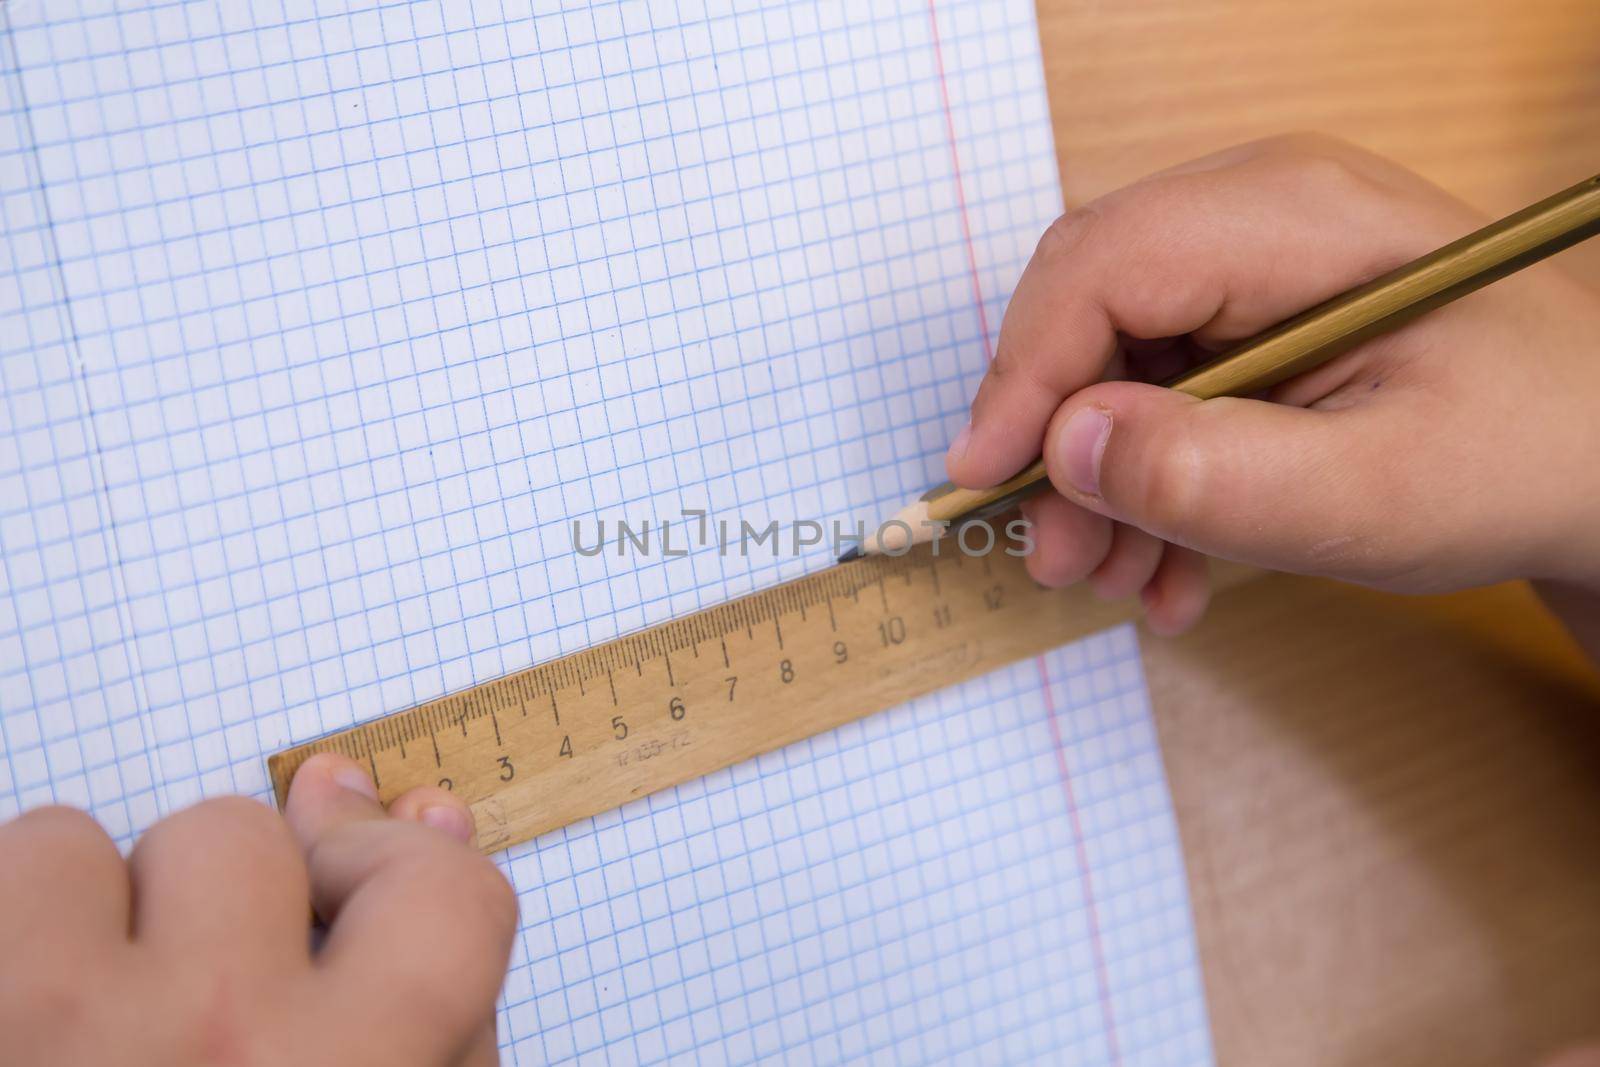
[0,2,1213,1062]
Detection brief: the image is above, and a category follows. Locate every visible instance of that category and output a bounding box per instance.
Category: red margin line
[926,0,994,360]
[1036,655,1123,1066]
[934,6,1117,1057]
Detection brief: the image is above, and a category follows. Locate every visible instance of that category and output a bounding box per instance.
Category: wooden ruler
[269,544,1208,853]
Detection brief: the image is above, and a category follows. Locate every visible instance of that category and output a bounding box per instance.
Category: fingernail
[419,804,476,843]
[946,421,972,464]
[332,764,380,800]
[1056,406,1111,496]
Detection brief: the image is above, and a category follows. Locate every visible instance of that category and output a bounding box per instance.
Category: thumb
[1042,381,1401,577]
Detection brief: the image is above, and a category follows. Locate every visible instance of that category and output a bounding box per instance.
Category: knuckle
[172,796,289,847]
[1137,419,1210,536]
[988,342,1056,398]
[209,794,282,828]
[1275,142,1380,202]
[10,803,104,838]
[188,794,273,822]
[1254,130,1356,162]
[2,804,118,862]
[1035,206,1099,263]
[1297,153,1366,197]
[141,796,300,874]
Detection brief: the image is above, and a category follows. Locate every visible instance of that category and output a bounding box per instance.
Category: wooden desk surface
[1033,2,1600,1062]
[1037,0,1600,273]
[1148,577,1600,1065]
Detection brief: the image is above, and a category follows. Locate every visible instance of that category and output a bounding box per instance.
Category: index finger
[284,754,517,1062]
[945,135,1471,488]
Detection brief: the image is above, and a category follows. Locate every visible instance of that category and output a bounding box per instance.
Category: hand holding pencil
[938,135,1600,640]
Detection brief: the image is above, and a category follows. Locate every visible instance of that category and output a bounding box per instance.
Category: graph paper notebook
[1,1,1213,1062]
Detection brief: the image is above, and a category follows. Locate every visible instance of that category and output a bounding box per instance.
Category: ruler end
[265,750,299,811]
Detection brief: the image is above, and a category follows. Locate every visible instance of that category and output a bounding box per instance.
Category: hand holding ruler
[269,544,1242,853]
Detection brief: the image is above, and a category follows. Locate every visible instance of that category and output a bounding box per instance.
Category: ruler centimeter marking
[269,544,1193,854]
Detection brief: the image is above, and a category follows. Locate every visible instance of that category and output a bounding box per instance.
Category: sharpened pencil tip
[837,545,863,564]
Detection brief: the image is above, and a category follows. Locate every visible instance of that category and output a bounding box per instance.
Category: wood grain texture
[272,544,1254,857]
[1142,578,1600,1065]
[1037,0,1600,274]
[1031,2,1600,1061]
